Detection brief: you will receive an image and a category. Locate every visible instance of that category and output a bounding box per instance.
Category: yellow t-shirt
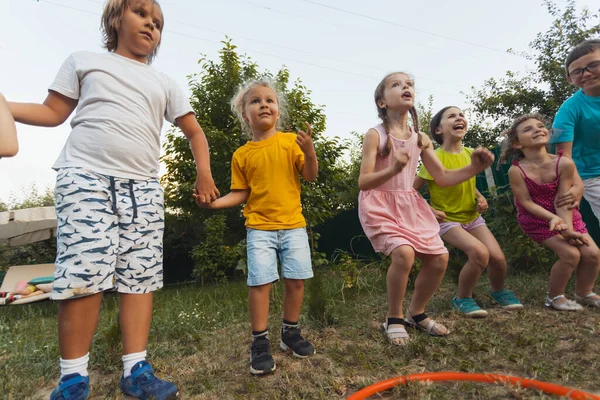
[417,147,478,223]
[231,132,306,230]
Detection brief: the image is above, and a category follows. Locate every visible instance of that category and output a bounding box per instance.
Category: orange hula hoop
[347,372,600,400]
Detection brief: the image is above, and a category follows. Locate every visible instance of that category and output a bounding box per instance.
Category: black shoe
[280,327,315,358]
[250,336,276,375]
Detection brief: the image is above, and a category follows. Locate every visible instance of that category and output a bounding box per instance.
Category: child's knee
[558,247,581,268]
[390,246,415,266]
[581,247,600,268]
[467,245,489,269]
[284,279,305,291]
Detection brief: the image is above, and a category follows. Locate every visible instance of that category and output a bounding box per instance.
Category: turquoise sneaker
[452,297,488,318]
[490,289,523,309]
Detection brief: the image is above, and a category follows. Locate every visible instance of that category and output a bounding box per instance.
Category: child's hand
[549,216,567,232]
[432,208,447,223]
[476,195,488,213]
[560,229,589,246]
[555,185,583,210]
[392,149,410,173]
[470,147,494,172]
[193,173,220,207]
[296,122,316,157]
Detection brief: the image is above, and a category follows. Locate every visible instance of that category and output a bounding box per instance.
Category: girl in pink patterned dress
[358,72,494,345]
[502,113,600,311]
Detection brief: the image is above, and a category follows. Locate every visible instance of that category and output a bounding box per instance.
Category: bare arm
[207,189,249,209]
[358,129,408,191]
[555,158,576,230]
[420,136,494,187]
[0,94,18,157]
[475,189,488,213]
[9,91,77,127]
[296,123,318,182]
[555,142,572,158]
[178,113,220,206]
[508,166,565,231]
[554,144,584,209]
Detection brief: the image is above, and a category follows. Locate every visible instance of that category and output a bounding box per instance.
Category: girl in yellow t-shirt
[199,79,318,375]
[415,106,523,317]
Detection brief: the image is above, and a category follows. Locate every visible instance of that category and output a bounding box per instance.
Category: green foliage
[161,39,356,281]
[467,1,600,137]
[191,214,241,284]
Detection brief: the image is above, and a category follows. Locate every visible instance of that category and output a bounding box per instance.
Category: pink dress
[358,125,447,256]
[513,152,587,243]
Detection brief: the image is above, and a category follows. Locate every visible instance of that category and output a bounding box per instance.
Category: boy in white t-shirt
[8,1,219,399]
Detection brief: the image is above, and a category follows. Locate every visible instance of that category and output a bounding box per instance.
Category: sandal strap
[583,292,598,298]
[548,294,566,303]
[383,322,409,339]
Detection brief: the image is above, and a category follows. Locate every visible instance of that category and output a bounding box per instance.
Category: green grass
[1,265,599,399]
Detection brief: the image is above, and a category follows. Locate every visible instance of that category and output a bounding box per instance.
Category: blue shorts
[246,227,313,286]
[52,168,164,300]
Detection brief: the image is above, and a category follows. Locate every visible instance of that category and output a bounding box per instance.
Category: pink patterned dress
[358,125,447,256]
[513,152,587,243]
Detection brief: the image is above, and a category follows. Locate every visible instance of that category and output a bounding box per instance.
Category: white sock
[122,350,147,378]
[60,353,89,378]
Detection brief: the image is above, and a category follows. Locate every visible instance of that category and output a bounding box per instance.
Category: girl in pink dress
[501,113,600,311]
[358,72,494,345]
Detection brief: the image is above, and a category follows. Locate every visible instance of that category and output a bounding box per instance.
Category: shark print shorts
[51,168,165,300]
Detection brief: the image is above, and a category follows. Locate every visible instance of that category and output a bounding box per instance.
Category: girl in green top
[415,106,523,317]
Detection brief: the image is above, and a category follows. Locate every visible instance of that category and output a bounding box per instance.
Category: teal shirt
[551,89,600,179]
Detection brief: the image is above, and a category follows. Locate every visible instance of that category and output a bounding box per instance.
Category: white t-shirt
[50,51,194,180]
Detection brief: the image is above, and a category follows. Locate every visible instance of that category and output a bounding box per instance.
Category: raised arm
[0,94,18,157]
[9,91,77,127]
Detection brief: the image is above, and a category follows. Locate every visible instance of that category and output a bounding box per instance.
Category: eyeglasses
[568,60,600,80]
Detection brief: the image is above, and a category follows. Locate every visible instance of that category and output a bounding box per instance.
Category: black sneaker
[250,336,276,375]
[280,327,315,358]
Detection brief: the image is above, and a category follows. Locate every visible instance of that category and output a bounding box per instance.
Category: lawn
[1,264,599,399]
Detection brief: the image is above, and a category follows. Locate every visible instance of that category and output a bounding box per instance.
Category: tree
[161,39,355,281]
[467,0,600,138]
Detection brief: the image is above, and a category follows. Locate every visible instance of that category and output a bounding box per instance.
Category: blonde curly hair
[230,78,288,137]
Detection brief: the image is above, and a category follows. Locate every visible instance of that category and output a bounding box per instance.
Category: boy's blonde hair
[101,0,163,64]
[231,79,288,136]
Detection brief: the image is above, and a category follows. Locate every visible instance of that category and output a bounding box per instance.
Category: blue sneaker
[452,297,488,318]
[50,373,89,400]
[490,289,524,309]
[120,361,179,400]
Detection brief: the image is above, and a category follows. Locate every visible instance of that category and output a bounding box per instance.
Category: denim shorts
[246,227,313,286]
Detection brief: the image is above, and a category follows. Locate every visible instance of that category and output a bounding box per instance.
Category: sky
[0,0,598,204]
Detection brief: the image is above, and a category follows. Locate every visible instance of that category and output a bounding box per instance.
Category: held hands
[296,122,316,157]
[470,147,494,173]
[555,185,584,210]
[192,172,220,208]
